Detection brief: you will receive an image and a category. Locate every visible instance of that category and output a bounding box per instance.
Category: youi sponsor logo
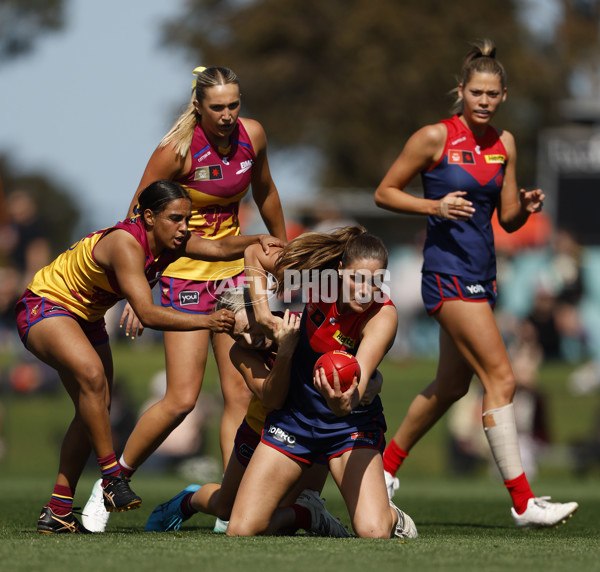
[465,282,485,296]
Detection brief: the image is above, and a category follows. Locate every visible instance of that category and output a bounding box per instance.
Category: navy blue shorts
[261,410,386,465]
[421,272,497,314]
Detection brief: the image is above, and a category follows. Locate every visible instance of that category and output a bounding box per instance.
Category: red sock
[383,440,408,476]
[97,452,122,486]
[504,472,534,514]
[291,504,312,530]
[47,484,74,516]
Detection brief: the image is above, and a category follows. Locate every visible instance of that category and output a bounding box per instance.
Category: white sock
[119,454,136,474]
[482,403,524,481]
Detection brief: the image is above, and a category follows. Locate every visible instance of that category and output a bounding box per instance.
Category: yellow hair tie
[191,66,207,89]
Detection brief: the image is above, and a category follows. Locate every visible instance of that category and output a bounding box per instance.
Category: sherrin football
[313,350,361,392]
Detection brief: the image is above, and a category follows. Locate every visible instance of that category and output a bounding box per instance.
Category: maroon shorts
[15,289,109,347]
[160,273,245,314]
[233,419,261,468]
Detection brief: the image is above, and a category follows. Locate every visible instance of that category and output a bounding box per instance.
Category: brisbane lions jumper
[27,217,178,322]
[266,296,394,435]
[166,121,255,282]
[421,114,507,281]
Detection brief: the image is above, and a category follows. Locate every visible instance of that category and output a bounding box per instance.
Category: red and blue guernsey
[421,114,507,281]
[277,295,395,431]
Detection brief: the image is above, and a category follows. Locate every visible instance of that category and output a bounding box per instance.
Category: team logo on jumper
[465,282,485,296]
[333,330,356,349]
[448,150,475,164]
[266,424,296,447]
[485,154,506,164]
[194,165,223,181]
[309,307,326,327]
[236,160,253,175]
[179,290,200,306]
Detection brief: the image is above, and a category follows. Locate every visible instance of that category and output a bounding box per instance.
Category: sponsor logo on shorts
[448,150,475,164]
[350,431,376,445]
[465,282,485,296]
[194,165,223,181]
[266,424,296,447]
[238,442,255,460]
[179,290,200,306]
[46,305,67,314]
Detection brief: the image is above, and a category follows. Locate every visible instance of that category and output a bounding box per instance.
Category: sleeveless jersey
[244,349,277,434]
[284,295,394,431]
[28,217,178,322]
[421,114,507,280]
[165,121,255,281]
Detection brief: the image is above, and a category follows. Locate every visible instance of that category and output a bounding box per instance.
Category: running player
[15,180,280,533]
[373,39,578,528]
[226,227,418,539]
[144,286,349,537]
[116,67,287,497]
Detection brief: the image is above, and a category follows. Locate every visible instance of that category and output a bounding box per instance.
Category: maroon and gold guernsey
[27,217,178,322]
[165,120,256,282]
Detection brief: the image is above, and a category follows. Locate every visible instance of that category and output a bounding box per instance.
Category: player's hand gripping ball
[313,350,361,392]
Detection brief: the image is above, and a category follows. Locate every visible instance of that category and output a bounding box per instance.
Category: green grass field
[1,342,599,571]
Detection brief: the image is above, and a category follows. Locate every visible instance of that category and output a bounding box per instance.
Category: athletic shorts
[234,419,261,467]
[261,410,386,465]
[160,273,245,314]
[15,290,109,347]
[421,272,497,314]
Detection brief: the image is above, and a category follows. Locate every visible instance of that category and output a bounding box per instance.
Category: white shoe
[295,489,351,538]
[390,500,418,539]
[384,470,400,500]
[82,478,110,533]
[511,497,579,528]
[213,517,229,533]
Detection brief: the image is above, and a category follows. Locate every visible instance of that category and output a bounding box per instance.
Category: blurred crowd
[1,182,600,477]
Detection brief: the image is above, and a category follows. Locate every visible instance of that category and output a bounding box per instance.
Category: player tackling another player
[15,180,281,533]
[224,227,417,539]
[374,39,578,528]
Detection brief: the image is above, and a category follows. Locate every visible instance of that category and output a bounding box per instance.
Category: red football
[313,350,361,392]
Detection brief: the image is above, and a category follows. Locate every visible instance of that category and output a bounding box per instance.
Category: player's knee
[78,366,108,396]
[352,515,391,539]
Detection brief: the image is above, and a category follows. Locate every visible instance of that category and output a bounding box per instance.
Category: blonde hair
[215,285,251,315]
[273,226,388,293]
[451,39,507,115]
[160,66,241,160]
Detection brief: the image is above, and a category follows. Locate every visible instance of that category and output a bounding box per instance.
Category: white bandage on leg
[482,403,524,481]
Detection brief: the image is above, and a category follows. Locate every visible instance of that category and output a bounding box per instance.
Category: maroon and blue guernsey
[421,114,507,281]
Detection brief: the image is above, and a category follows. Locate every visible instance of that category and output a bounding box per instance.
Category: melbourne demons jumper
[16,217,177,345]
[261,296,394,464]
[160,121,255,313]
[420,114,507,313]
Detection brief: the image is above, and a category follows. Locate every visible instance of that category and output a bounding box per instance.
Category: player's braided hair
[159,66,240,159]
[450,38,507,115]
[273,226,388,293]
